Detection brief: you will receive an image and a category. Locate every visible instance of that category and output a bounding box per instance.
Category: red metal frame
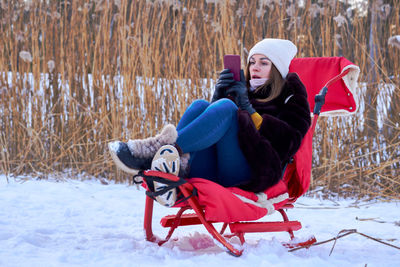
[143,180,316,256]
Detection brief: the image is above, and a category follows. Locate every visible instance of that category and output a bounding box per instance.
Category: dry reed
[0,0,399,199]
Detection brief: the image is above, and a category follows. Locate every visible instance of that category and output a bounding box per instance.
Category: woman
[109,38,311,199]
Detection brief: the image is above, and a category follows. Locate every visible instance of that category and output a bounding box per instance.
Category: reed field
[0,0,399,199]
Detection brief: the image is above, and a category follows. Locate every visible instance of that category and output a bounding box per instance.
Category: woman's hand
[211,69,235,102]
[226,71,256,114]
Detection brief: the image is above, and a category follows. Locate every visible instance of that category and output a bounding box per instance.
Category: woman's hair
[245,63,285,102]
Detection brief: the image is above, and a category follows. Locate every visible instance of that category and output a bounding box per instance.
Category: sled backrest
[284,57,360,200]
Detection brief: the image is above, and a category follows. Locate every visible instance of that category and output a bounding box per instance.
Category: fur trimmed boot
[127,124,178,159]
[179,153,190,177]
[108,124,190,176]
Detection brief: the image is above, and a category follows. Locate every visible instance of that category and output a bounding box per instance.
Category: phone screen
[223,55,241,81]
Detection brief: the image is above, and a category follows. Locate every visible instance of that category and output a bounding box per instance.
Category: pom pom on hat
[247,38,297,78]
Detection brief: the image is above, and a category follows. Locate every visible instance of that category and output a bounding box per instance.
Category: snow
[1,175,399,267]
[108,141,121,153]
[388,35,400,49]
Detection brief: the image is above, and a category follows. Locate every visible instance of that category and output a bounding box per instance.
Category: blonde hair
[245,64,284,102]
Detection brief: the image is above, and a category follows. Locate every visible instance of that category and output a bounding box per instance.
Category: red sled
[138,57,360,256]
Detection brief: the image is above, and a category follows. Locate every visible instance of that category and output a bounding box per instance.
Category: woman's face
[248,54,272,79]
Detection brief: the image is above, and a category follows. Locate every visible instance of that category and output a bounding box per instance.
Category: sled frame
[143,161,315,257]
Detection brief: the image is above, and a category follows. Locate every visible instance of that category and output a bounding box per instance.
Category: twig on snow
[288,229,400,254]
[355,216,400,227]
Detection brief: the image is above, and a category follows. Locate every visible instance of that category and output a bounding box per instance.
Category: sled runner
[135,57,360,256]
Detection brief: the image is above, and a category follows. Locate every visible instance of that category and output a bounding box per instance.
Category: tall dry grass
[0,0,399,198]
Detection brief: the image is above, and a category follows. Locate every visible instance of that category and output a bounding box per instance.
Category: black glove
[226,70,256,114]
[211,69,235,102]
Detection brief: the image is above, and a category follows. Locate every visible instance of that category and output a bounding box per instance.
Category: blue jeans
[176,99,252,187]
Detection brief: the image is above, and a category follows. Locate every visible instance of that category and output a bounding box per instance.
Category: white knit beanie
[247,38,297,78]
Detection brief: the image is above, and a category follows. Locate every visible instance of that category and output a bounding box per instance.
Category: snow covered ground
[1,175,399,267]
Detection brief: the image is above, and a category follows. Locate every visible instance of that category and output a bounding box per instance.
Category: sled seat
[139,57,360,256]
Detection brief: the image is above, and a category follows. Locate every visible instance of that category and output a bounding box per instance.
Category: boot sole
[151,145,180,207]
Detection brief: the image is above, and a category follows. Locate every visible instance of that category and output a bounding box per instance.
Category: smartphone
[223,55,241,81]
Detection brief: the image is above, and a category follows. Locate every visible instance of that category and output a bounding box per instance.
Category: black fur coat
[237,73,311,193]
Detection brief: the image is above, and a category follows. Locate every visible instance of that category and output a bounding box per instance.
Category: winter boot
[108,124,178,174]
[108,124,191,177]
